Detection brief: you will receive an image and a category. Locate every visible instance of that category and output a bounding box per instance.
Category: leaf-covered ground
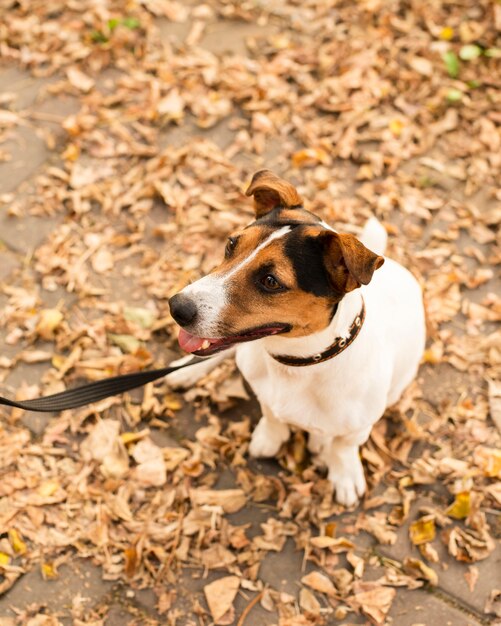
[0,1,500,625]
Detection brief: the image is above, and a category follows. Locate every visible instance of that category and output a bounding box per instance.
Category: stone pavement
[0,14,500,626]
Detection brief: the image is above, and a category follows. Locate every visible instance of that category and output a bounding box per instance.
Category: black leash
[0,356,203,413]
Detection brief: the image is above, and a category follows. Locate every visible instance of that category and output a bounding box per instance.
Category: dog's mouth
[177,323,291,356]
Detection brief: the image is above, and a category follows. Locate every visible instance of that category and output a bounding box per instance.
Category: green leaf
[122,17,140,30]
[442,51,460,78]
[485,48,501,58]
[90,30,108,43]
[108,333,141,353]
[124,306,156,329]
[467,80,481,89]
[446,88,463,102]
[107,18,120,31]
[459,44,482,60]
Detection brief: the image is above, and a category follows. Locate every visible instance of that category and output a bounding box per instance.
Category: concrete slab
[0,560,113,621]
[200,20,278,56]
[388,588,485,626]
[0,212,61,255]
[0,67,53,112]
[0,248,20,282]
[0,126,49,195]
[377,496,501,617]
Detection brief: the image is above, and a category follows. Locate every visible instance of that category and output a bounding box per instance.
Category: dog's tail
[359,217,387,255]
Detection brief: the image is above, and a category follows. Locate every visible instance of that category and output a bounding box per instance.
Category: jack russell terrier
[167,171,426,506]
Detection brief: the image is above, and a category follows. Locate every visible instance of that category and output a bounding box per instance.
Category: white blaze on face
[180,226,291,336]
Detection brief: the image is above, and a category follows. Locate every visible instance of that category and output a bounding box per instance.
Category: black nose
[169,294,198,327]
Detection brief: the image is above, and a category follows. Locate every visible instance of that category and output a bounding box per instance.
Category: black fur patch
[284,230,333,297]
[252,206,322,229]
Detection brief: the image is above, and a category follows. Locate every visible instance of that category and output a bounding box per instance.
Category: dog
[167,170,426,506]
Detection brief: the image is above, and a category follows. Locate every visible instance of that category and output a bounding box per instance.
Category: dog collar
[271,298,366,367]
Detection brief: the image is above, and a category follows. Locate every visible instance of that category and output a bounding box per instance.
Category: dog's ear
[320,231,384,294]
[246,170,303,218]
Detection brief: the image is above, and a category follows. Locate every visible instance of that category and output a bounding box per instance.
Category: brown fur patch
[246,170,303,218]
[321,232,384,293]
[209,232,335,338]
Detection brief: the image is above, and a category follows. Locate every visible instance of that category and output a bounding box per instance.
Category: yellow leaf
[291,148,330,168]
[0,552,11,566]
[399,476,414,489]
[51,354,65,369]
[61,143,80,161]
[41,562,58,579]
[446,492,471,520]
[389,119,404,137]
[423,344,442,364]
[36,309,63,340]
[409,516,436,545]
[164,393,182,411]
[121,430,149,445]
[440,26,454,40]
[8,529,27,555]
[38,479,60,497]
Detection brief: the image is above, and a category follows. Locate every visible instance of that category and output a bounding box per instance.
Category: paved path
[0,8,499,625]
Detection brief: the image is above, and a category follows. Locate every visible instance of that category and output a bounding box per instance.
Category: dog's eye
[260,274,282,292]
[225,237,237,258]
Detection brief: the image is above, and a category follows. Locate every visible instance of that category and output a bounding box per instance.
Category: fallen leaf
[66,67,95,92]
[347,582,396,625]
[403,557,438,585]
[464,565,479,592]
[35,309,63,339]
[301,571,336,596]
[446,491,471,519]
[204,576,240,624]
[190,489,247,514]
[409,516,436,545]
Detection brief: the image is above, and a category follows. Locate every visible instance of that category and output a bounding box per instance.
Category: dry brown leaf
[403,557,438,586]
[464,565,479,593]
[190,488,247,514]
[66,67,94,92]
[347,582,396,625]
[301,571,336,596]
[203,575,240,624]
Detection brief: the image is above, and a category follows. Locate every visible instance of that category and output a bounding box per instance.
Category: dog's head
[169,170,384,356]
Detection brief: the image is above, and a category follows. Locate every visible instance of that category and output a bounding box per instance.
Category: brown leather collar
[271,298,366,367]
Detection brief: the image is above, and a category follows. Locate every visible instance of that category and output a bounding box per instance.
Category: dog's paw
[165,367,202,390]
[165,354,223,389]
[248,417,290,458]
[328,465,366,508]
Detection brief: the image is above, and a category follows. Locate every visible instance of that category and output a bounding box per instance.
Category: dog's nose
[169,294,198,327]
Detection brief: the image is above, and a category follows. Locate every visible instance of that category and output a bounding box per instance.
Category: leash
[0,356,203,413]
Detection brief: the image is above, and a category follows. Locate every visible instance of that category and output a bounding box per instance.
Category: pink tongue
[178,328,209,353]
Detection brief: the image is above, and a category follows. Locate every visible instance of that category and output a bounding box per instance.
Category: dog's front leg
[248,405,290,458]
[321,427,371,507]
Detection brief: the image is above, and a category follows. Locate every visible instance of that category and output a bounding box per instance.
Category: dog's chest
[236,344,356,434]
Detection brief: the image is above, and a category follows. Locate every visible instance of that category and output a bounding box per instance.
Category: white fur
[167,218,426,507]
